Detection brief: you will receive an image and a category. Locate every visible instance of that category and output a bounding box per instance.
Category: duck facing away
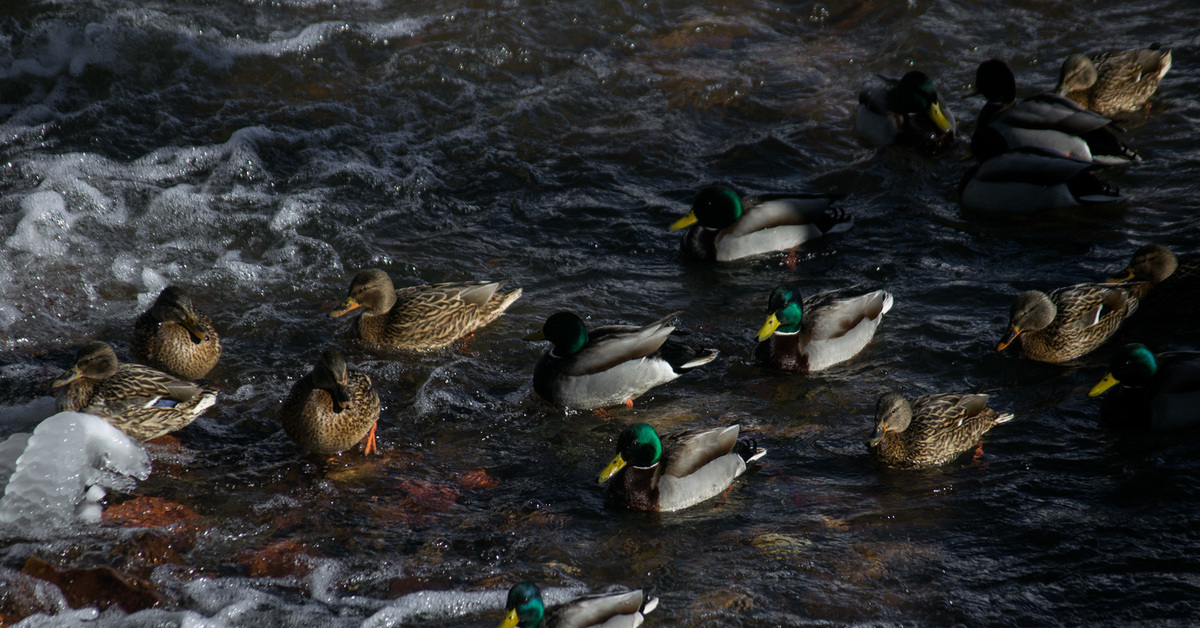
[868,392,1014,468]
[856,70,956,153]
[959,136,1124,214]
[281,348,381,455]
[755,285,893,373]
[1056,46,1172,116]
[330,269,521,350]
[499,581,658,628]
[132,285,222,380]
[52,341,217,442]
[1089,343,1200,430]
[669,185,849,262]
[597,422,765,512]
[528,311,718,410]
[997,283,1142,364]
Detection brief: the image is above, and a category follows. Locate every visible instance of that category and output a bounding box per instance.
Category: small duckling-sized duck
[132,285,222,380]
[597,422,765,512]
[499,581,658,628]
[528,311,718,410]
[868,392,1014,468]
[1056,46,1172,116]
[997,282,1143,364]
[1088,343,1200,430]
[669,185,849,262]
[1109,244,1200,314]
[856,70,957,153]
[330,269,521,350]
[755,285,893,373]
[281,348,381,455]
[52,341,217,442]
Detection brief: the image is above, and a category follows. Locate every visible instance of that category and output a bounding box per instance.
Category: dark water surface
[2,0,1199,625]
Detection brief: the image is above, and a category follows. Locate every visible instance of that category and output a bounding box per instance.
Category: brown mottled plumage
[1055,47,1171,116]
[868,392,1014,468]
[132,286,222,380]
[281,349,380,455]
[1110,244,1200,315]
[52,341,217,442]
[997,283,1143,364]
[329,269,521,350]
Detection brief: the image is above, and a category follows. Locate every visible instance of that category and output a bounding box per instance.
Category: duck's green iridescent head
[500,581,544,628]
[597,422,663,483]
[526,312,589,356]
[1089,343,1158,397]
[756,285,804,341]
[671,185,744,231]
[889,71,952,132]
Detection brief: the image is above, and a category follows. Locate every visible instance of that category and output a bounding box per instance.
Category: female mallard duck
[500,581,658,628]
[868,392,1014,468]
[754,285,893,373]
[597,422,765,512]
[997,283,1143,363]
[528,311,718,410]
[132,285,221,380]
[668,185,849,262]
[51,341,217,441]
[281,348,381,455]
[959,134,1124,214]
[856,70,956,152]
[330,269,522,350]
[1056,46,1172,116]
[1088,343,1200,429]
[972,59,1139,165]
[1108,244,1200,315]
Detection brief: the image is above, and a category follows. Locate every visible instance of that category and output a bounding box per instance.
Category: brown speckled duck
[1055,46,1172,116]
[1109,244,1200,317]
[868,392,1013,468]
[997,282,1143,364]
[132,286,221,380]
[281,348,380,455]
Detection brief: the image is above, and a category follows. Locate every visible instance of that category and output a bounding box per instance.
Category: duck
[972,59,1139,165]
[280,348,381,455]
[856,70,956,153]
[597,422,765,512]
[527,311,718,410]
[51,341,217,442]
[1056,46,1172,116]
[959,135,1124,214]
[132,285,222,380]
[754,285,893,373]
[1108,244,1200,313]
[868,392,1014,468]
[997,282,1143,364]
[499,581,658,628]
[1088,343,1200,429]
[668,185,849,262]
[329,269,522,350]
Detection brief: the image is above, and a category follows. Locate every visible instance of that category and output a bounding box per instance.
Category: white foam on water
[6,190,77,257]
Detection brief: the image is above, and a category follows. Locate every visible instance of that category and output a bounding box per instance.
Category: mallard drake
[959,139,1124,214]
[330,269,522,350]
[1056,46,1172,116]
[668,185,849,262]
[281,348,381,455]
[856,70,956,152]
[597,422,765,512]
[997,283,1143,363]
[499,581,658,628]
[52,341,217,442]
[528,311,718,410]
[132,285,222,380]
[868,392,1014,468]
[1109,244,1200,312]
[972,59,1139,165]
[1088,343,1200,429]
[754,285,892,373]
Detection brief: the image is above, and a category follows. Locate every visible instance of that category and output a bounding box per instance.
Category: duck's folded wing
[113,364,201,402]
[726,198,834,237]
[549,590,646,628]
[565,313,679,376]
[974,149,1097,185]
[804,290,892,342]
[911,393,991,430]
[1005,94,1113,134]
[403,281,502,309]
[661,425,739,478]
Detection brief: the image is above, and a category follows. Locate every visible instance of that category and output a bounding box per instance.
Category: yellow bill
[755,313,782,342]
[1088,373,1120,397]
[597,452,627,483]
[498,608,520,628]
[928,101,952,133]
[669,211,698,231]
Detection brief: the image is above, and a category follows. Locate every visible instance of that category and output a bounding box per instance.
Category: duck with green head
[668,185,849,262]
[596,422,765,512]
[997,282,1143,364]
[1056,46,1171,116]
[499,581,657,628]
[868,392,1014,468]
[755,285,893,373]
[281,348,381,455]
[132,285,222,380]
[856,70,956,152]
[1088,343,1200,430]
[527,311,718,410]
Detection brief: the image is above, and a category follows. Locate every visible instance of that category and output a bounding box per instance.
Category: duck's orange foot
[624,398,634,408]
[784,248,800,271]
[362,423,379,455]
[972,442,985,461]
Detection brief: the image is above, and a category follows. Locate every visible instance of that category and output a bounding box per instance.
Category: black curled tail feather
[657,340,718,372]
[813,207,851,234]
[733,438,767,463]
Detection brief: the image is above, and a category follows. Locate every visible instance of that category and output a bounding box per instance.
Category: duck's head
[1089,343,1157,396]
[330,269,396,317]
[311,348,353,413]
[756,285,804,342]
[973,59,1017,103]
[1056,54,1098,95]
[149,286,208,344]
[525,312,589,356]
[868,392,912,447]
[1112,244,1177,284]
[499,581,544,628]
[52,341,119,388]
[671,185,744,231]
[889,71,953,133]
[598,422,662,483]
[997,290,1055,351]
